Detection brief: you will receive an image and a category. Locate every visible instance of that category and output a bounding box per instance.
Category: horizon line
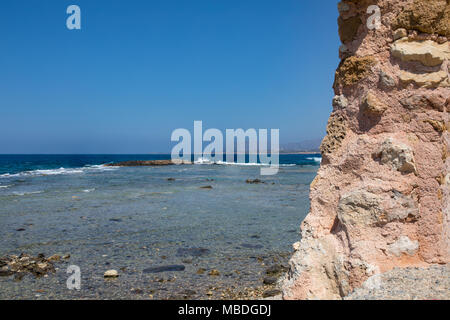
[0,152,321,155]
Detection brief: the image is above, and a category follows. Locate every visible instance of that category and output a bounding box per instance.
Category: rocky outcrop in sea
[283,0,449,300]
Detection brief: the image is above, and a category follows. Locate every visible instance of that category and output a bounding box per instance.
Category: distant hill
[280,138,322,153]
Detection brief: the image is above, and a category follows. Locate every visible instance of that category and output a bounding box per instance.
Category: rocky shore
[0,253,68,280]
[0,250,289,300]
[283,0,449,300]
[105,160,178,166]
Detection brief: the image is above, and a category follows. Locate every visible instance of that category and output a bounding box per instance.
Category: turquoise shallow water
[0,155,319,299]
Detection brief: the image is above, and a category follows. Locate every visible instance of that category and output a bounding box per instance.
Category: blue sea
[0,154,320,299]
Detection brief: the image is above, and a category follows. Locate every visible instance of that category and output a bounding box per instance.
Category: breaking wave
[306,157,322,163]
[12,190,44,196]
[0,164,117,179]
[194,157,295,167]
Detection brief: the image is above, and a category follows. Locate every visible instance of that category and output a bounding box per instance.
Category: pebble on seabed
[104,270,119,278]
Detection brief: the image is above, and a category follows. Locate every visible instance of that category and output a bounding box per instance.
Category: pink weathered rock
[283,0,449,300]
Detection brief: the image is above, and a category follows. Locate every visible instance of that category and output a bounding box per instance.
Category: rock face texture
[283,0,449,300]
[346,264,450,300]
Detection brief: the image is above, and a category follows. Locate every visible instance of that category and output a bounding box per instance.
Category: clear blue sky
[0,0,340,154]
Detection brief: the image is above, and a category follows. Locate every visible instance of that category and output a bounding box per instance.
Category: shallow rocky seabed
[0,163,316,299]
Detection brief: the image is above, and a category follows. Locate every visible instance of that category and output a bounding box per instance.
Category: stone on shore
[104,270,119,278]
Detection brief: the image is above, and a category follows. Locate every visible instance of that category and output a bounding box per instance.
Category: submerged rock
[0,253,57,279]
[265,264,288,275]
[263,289,282,298]
[196,268,206,275]
[263,277,277,285]
[48,254,61,262]
[105,160,181,167]
[240,243,264,249]
[176,247,210,257]
[208,269,220,276]
[143,265,186,273]
[246,179,264,184]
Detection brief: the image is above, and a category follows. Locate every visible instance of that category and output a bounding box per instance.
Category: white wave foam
[0,164,117,179]
[82,188,95,193]
[194,157,214,165]
[0,185,10,189]
[194,157,295,167]
[216,161,269,167]
[12,191,43,196]
[307,157,322,163]
[83,164,118,172]
[0,167,83,178]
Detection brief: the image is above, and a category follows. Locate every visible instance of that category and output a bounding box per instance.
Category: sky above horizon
[0,0,340,154]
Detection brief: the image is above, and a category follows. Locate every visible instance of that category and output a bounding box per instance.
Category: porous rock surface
[283,0,449,300]
[346,264,449,300]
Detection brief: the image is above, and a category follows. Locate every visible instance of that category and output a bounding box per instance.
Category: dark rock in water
[200,185,213,189]
[131,288,143,294]
[263,277,278,285]
[240,243,264,249]
[109,218,122,222]
[177,247,210,257]
[265,264,288,275]
[250,235,260,239]
[16,228,26,232]
[196,268,206,275]
[167,178,176,181]
[208,269,220,276]
[0,270,14,277]
[105,160,177,167]
[182,289,196,296]
[263,289,281,298]
[246,179,265,184]
[143,265,185,273]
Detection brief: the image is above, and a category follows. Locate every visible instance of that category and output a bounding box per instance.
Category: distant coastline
[279,151,320,155]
